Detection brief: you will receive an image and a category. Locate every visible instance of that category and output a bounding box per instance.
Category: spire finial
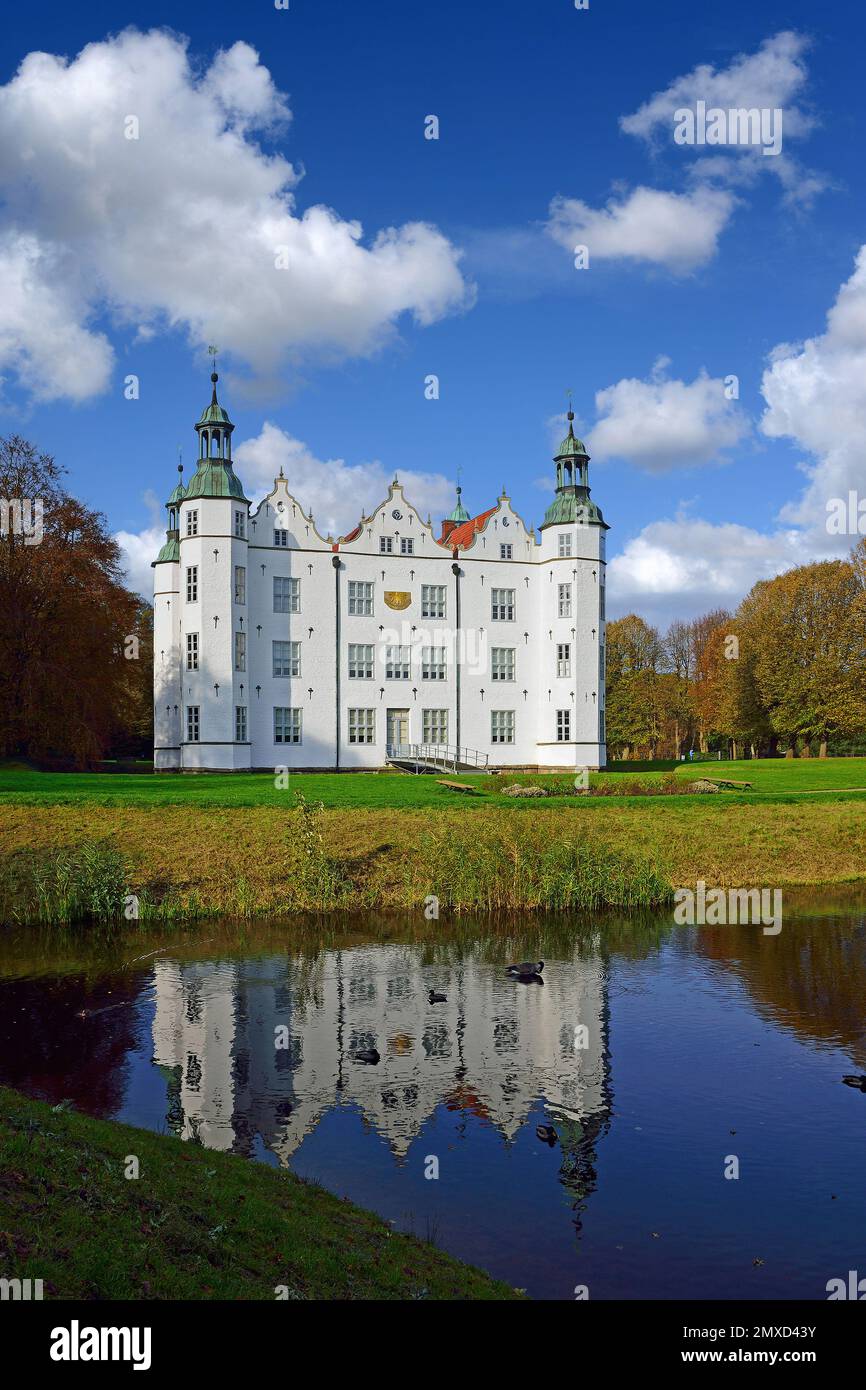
[208,344,219,399]
[566,388,575,424]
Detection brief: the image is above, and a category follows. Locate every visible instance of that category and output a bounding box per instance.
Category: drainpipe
[332,554,341,771]
[451,559,461,755]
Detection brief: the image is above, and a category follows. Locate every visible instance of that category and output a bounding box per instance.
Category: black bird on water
[842,1074,866,1091]
[506,960,544,980]
[428,990,447,1004]
[353,1048,380,1065]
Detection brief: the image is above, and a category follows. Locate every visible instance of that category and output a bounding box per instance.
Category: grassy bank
[3,757,866,808]
[0,1086,520,1300]
[1,791,865,922]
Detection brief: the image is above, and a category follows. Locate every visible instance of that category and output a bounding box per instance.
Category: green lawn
[2,757,866,809]
[0,1086,520,1301]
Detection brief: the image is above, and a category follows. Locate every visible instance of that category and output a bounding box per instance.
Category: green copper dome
[555,421,589,460]
[153,535,180,565]
[166,478,186,506]
[447,485,470,522]
[184,461,249,502]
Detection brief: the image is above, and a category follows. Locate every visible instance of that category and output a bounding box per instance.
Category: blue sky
[1,0,865,623]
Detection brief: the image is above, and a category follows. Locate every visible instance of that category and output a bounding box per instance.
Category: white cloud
[0,29,471,402]
[234,422,455,538]
[620,31,814,147]
[588,361,749,472]
[607,515,805,624]
[761,244,866,542]
[546,185,735,272]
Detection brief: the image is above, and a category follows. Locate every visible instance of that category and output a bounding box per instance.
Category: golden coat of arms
[384,591,411,611]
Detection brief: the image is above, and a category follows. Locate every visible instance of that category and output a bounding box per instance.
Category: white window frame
[234,565,246,604]
[491,588,515,621]
[235,705,247,742]
[348,644,374,679]
[421,584,446,619]
[186,565,198,603]
[491,647,515,682]
[348,581,374,616]
[557,708,571,742]
[491,710,515,745]
[186,632,199,671]
[557,643,571,678]
[422,708,448,743]
[234,510,246,539]
[274,528,289,547]
[186,705,200,742]
[186,510,198,537]
[400,537,414,555]
[421,647,446,680]
[385,645,410,680]
[500,543,512,560]
[274,707,302,744]
[235,630,246,672]
[558,533,573,558]
[273,640,300,678]
[558,582,572,618]
[348,708,376,744]
[274,576,300,614]
[379,536,393,554]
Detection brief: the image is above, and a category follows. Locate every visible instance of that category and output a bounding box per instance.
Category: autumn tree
[0,435,151,767]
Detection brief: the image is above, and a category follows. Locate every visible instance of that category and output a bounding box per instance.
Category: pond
[1,888,865,1300]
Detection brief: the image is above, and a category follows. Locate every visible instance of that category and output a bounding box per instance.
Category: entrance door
[387,708,410,749]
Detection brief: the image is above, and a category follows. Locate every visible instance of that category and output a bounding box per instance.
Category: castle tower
[537,409,608,767]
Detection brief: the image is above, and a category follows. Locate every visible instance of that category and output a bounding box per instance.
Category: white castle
[153,373,608,771]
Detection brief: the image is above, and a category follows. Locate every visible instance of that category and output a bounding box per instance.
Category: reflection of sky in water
[1,904,866,1300]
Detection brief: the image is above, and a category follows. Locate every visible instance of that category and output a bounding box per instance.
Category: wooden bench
[437,779,481,795]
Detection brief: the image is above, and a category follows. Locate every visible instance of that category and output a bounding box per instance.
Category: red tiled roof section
[441,507,497,549]
[339,524,362,544]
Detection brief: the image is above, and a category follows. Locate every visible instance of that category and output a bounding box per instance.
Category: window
[491,710,515,744]
[379,536,393,554]
[347,643,374,679]
[557,643,571,677]
[235,631,246,672]
[186,632,199,671]
[234,565,246,604]
[422,709,448,743]
[599,710,606,743]
[421,584,446,619]
[491,588,515,621]
[348,581,373,616]
[186,566,198,603]
[558,582,572,618]
[385,645,410,680]
[348,708,376,744]
[235,705,247,742]
[422,647,446,680]
[400,537,414,555]
[274,576,300,613]
[234,510,246,538]
[558,533,573,557]
[273,640,300,678]
[557,709,571,742]
[600,582,606,620]
[491,647,515,682]
[186,706,200,742]
[274,707,302,744]
[186,510,198,537]
[500,543,512,560]
[274,528,288,547]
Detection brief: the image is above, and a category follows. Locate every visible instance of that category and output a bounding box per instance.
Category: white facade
[153,378,608,771]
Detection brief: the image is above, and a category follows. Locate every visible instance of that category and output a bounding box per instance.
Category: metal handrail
[386,742,489,771]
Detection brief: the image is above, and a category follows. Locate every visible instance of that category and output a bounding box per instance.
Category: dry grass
[1,796,864,921]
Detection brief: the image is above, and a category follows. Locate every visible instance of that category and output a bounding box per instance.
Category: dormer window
[274,529,288,547]
[380,537,393,554]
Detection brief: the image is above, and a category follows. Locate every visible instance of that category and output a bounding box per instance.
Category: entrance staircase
[385,743,489,774]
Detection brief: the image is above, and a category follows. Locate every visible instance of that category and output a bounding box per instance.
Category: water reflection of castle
[151,946,611,1162]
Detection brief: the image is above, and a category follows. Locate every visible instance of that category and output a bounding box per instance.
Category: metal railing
[386,742,489,772]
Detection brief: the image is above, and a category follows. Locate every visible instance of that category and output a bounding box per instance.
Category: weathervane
[208,344,219,375]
